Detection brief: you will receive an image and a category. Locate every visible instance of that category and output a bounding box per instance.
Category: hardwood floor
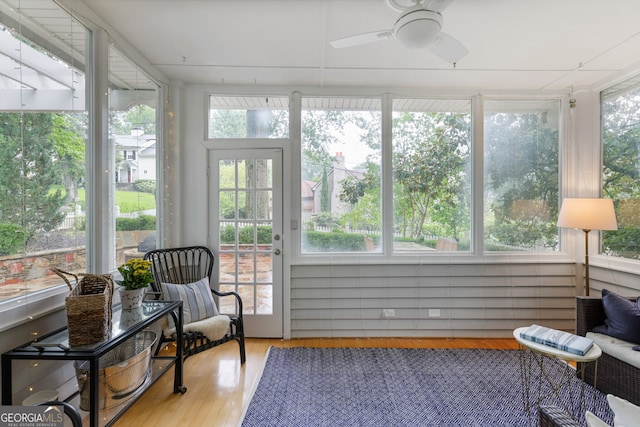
[113,337,519,427]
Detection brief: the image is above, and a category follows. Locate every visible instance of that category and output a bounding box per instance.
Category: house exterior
[113,129,156,184]
[308,152,366,218]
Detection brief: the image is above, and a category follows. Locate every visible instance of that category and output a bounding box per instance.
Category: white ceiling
[19,0,640,93]
[75,0,640,93]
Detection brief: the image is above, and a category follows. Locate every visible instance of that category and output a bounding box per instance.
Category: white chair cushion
[165,314,231,342]
[586,332,640,370]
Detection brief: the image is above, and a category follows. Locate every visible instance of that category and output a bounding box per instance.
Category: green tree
[320,166,329,212]
[602,90,640,257]
[301,110,349,180]
[341,192,381,232]
[0,113,68,237]
[52,114,85,203]
[112,104,156,135]
[484,111,559,248]
[392,111,471,239]
[339,162,380,206]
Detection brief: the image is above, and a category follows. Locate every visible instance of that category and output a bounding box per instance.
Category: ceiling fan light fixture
[394,9,443,49]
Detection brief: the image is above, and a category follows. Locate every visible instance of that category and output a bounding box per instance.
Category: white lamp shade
[557,198,618,230]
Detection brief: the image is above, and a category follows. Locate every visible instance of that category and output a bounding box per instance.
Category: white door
[209,149,283,338]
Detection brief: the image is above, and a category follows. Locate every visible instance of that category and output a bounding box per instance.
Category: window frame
[600,73,640,264]
[293,93,568,263]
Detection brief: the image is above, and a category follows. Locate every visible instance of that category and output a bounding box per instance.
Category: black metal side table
[2,300,185,427]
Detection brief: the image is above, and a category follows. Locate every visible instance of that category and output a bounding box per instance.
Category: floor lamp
[557,198,618,296]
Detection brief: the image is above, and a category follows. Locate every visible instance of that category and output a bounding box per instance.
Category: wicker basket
[52,268,114,347]
[74,330,157,410]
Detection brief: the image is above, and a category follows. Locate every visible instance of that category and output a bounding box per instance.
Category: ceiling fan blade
[423,0,454,13]
[428,32,468,63]
[330,30,392,49]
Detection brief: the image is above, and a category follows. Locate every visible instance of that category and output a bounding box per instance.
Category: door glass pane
[257,253,273,283]
[217,155,274,316]
[256,285,273,315]
[256,191,272,220]
[218,283,237,313]
[238,285,256,314]
[220,192,236,219]
[238,191,250,220]
[237,253,254,283]
[219,160,236,189]
[241,160,254,188]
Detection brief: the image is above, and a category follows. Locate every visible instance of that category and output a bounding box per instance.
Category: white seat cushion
[165,314,231,342]
[586,332,640,370]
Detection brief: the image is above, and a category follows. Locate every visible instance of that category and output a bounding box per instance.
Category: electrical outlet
[382,309,395,318]
[428,309,441,318]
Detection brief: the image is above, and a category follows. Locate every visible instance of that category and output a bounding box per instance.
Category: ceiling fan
[330,0,468,64]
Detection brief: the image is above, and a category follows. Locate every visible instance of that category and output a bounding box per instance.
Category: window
[392,99,472,253]
[208,95,289,139]
[0,12,88,304]
[109,47,160,263]
[602,75,640,259]
[483,99,560,252]
[301,97,382,253]
[296,96,561,256]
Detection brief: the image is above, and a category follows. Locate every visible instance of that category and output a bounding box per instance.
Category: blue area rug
[241,347,613,427]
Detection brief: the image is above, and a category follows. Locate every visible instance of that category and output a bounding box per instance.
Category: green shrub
[220,225,272,245]
[303,231,374,252]
[220,224,235,244]
[134,179,156,194]
[116,214,156,231]
[256,226,272,244]
[0,224,29,255]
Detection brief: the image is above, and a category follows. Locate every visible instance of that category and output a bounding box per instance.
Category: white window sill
[0,285,69,333]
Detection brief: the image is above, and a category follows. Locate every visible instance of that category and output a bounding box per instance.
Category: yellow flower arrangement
[116,258,153,290]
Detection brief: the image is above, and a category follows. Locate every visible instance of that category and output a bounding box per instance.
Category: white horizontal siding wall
[291,262,579,338]
[591,264,640,297]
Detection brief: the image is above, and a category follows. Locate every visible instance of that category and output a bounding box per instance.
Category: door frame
[205,139,290,338]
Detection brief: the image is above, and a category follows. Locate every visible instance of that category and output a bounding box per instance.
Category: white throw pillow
[585,395,640,427]
[160,278,219,325]
[608,394,640,427]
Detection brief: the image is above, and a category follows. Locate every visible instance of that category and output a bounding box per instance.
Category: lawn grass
[76,189,155,213]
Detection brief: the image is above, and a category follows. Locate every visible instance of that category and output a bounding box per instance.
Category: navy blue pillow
[592,289,640,344]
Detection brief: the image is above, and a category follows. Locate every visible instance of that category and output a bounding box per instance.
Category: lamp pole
[583,229,591,296]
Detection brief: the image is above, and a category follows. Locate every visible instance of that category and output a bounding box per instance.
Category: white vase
[119,287,145,310]
[119,306,144,328]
